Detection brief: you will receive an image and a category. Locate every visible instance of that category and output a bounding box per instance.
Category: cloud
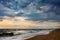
[0,0,60,29]
[21,1,60,21]
[0,16,60,28]
[19,2,59,21]
[0,3,19,16]
[0,0,60,22]
[40,0,60,6]
[0,0,33,9]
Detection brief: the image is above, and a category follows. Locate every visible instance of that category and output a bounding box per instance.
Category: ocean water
[0,29,53,40]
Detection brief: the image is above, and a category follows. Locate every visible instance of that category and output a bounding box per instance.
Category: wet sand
[26,29,60,40]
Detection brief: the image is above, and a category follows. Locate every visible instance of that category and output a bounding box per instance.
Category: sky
[0,0,60,28]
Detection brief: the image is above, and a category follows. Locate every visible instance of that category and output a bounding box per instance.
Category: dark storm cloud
[0,0,33,10]
[0,0,60,21]
[23,0,60,21]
